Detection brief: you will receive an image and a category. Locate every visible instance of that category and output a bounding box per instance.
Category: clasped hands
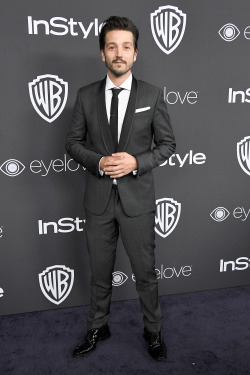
[100,152,137,178]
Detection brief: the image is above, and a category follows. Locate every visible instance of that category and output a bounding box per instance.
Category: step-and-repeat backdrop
[1,0,249,315]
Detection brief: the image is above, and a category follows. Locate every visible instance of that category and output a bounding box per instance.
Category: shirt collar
[105,73,132,91]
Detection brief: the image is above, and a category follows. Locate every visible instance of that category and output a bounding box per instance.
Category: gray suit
[66,76,176,331]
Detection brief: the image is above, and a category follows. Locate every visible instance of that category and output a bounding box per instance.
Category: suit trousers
[85,185,163,332]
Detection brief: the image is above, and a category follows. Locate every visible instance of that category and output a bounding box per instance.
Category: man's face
[101,30,138,78]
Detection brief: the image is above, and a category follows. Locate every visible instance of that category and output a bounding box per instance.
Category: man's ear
[133,48,138,62]
[101,49,105,62]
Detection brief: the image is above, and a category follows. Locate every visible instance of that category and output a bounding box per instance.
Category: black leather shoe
[73,324,111,357]
[143,327,167,361]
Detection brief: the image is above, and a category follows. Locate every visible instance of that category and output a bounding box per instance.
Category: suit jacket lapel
[117,76,138,152]
[98,77,115,155]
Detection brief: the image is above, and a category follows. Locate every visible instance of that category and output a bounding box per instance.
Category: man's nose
[116,47,123,58]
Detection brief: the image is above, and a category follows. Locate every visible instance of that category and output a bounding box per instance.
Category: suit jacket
[65,76,176,217]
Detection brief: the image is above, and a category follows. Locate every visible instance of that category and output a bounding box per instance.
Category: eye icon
[112,271,128,286]
[210,207,230,222]
[0,159,25,177]
[218,23,240,42]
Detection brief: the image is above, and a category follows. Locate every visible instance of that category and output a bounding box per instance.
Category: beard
[105,58,134,77]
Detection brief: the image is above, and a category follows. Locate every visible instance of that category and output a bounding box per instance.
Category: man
[65,16,176,361]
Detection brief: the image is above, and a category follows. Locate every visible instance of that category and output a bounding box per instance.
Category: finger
[104,160,121,166]
[109,172,125,178]
[105,168,123,175]
[104,167,122,173]
[104,166,118,172]
[112,153,124,158]
[105,157,117,163]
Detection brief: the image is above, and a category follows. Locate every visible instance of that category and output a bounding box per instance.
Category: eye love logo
[0,159,25,177]
[210,206,250,222]
[112,271,128,286]
[0,155,85,177]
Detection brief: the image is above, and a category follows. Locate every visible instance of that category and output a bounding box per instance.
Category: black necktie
[110,88,123,150]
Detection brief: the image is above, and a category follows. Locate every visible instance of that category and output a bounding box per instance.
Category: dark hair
[99,16,139,50]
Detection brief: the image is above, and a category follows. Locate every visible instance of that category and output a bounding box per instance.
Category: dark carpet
[0,286,250,375]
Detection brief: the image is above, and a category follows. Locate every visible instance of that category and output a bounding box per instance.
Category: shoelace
[86,329,98,342]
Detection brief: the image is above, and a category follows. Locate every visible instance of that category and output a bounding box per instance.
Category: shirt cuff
[132,170,137,175]
[99,157,104,176]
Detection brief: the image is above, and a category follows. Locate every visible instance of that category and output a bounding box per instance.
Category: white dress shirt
[105,73,132,141]
[99,74,137,181]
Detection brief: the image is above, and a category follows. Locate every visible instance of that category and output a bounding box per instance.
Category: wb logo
[151,5,186,55]
[38,265,74,305]
[237,136,250,176]
[29,74,68,123]
[155,198,181,238]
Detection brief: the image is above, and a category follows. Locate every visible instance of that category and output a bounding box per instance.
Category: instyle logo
[210,206,250,222]
[160,150,206,167]
[228,88,250,103]
[29,74,68,123]
[38,265,74,305]
[219,23,250,41]
[38,217,85,235]
[0,155,85,177]
[220,257,250,272]
[151,6,186,55]
[155,198,181,238]
[112,271,128,286]
[163,88,198,105]
[0,288,4,298]
[237,136,250,176]
[28,16,103,38]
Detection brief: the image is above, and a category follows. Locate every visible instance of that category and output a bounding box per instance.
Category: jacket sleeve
[65,89,103,177]
[134,89,176,176]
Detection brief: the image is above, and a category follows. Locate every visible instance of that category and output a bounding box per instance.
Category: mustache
[112,58,126,63]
